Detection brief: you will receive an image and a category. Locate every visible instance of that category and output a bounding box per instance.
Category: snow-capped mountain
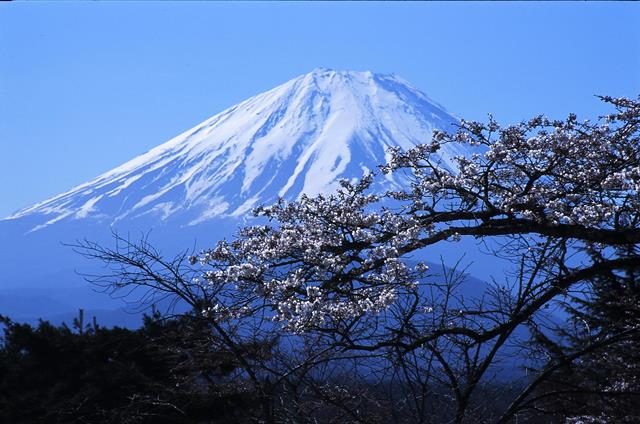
[5,68,462,232]
[0,69,474,325]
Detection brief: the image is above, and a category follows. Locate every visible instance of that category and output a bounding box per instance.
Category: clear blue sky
[0,2,638,218]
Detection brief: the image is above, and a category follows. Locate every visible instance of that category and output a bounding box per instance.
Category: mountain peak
[6,70,464,230]
[301,68,399,89]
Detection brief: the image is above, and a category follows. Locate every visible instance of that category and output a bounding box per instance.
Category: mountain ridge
[5,69,462,232]
[0,69,487,325]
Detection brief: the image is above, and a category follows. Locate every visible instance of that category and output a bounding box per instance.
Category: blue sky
[0,2,638,218]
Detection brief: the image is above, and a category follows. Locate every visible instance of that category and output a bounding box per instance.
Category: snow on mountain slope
[4,69,464,231]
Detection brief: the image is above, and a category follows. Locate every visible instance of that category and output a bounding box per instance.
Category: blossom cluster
[383,97,640,231]
[194,96,640,332]
[194,174,431,331]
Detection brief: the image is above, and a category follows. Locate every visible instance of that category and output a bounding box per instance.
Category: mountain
[0,68,466,325]
[4,68,461,232]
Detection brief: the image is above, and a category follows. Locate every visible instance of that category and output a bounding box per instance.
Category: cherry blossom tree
[77,96,640,423]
